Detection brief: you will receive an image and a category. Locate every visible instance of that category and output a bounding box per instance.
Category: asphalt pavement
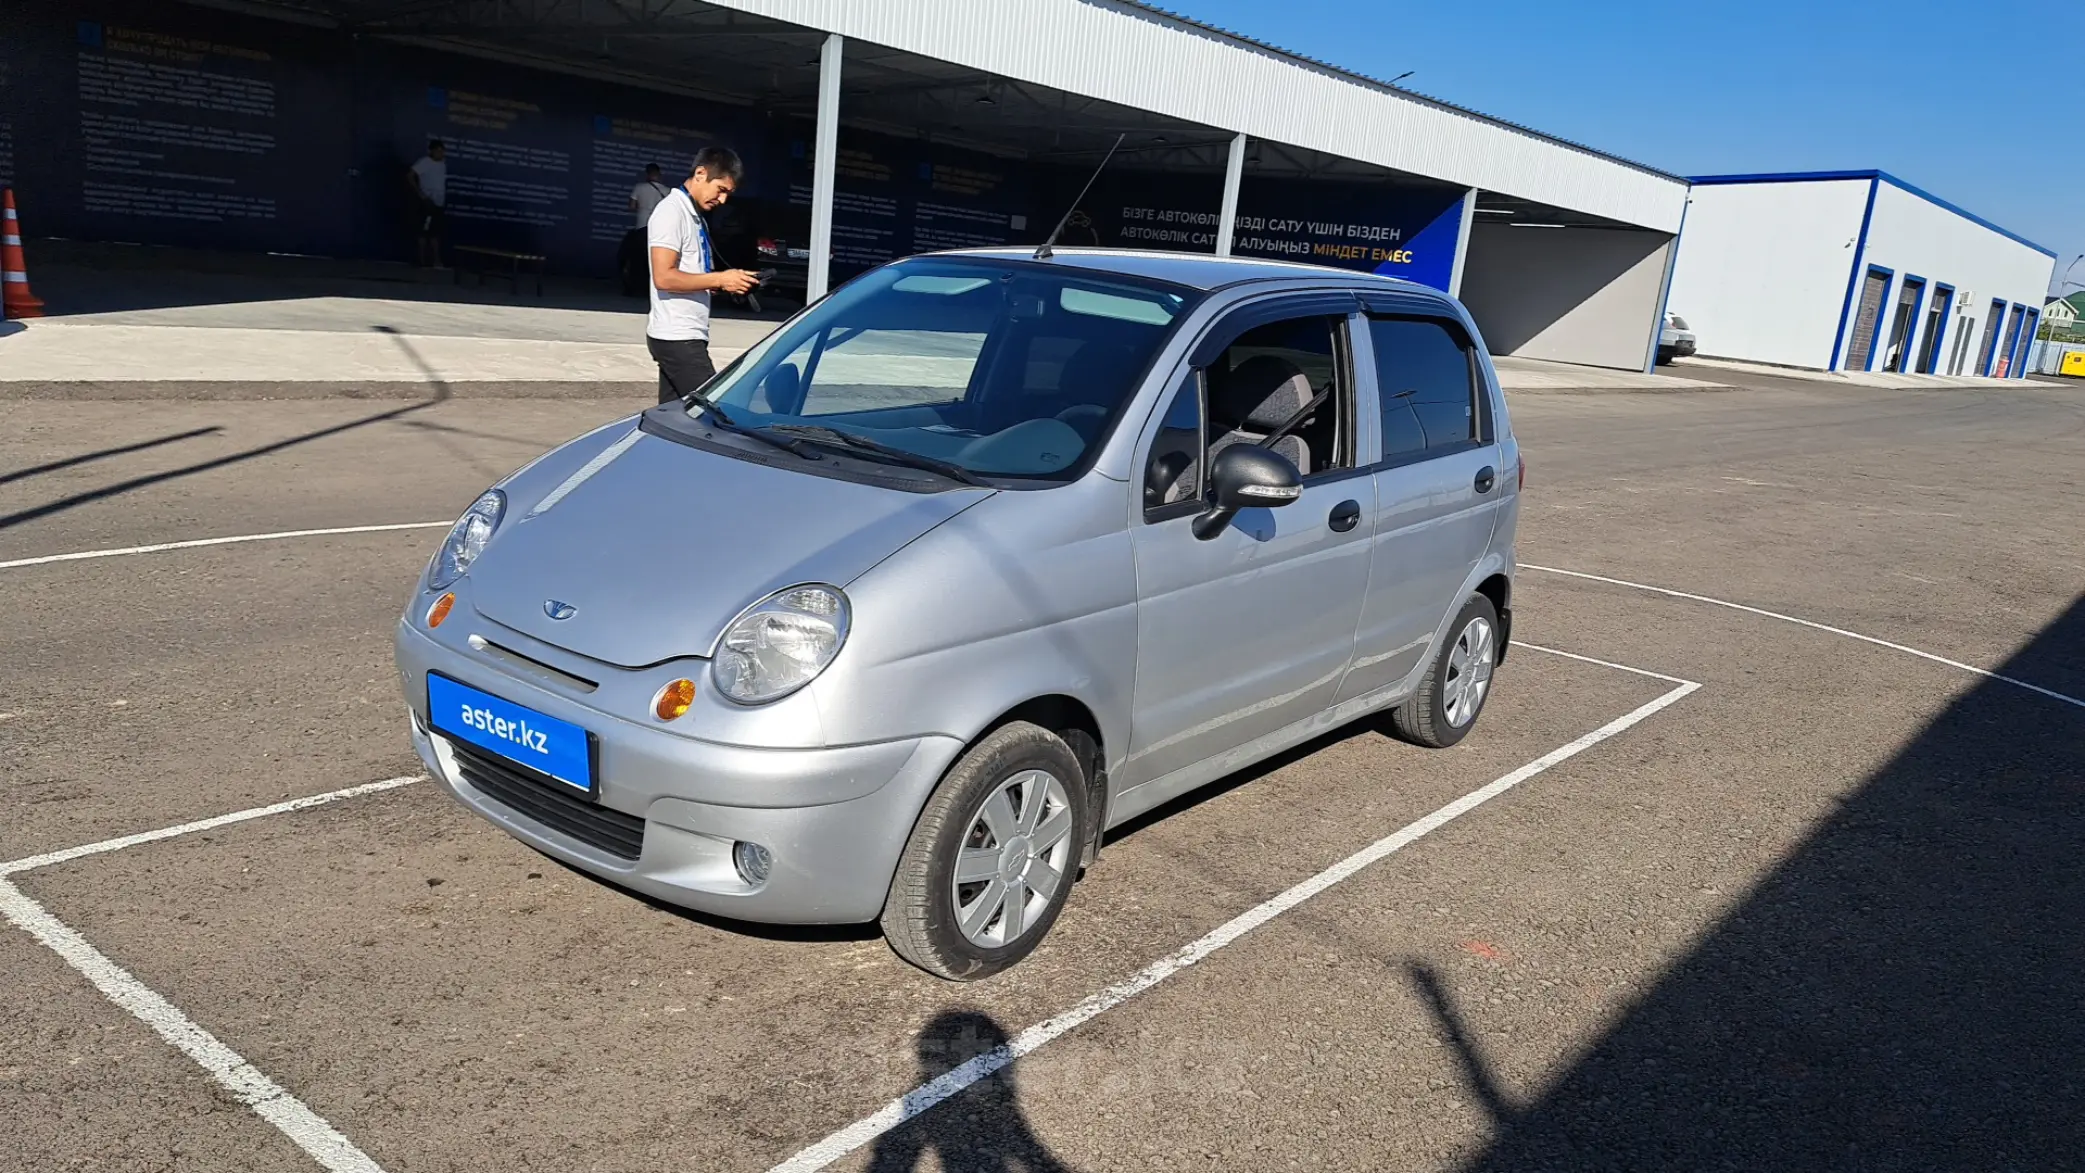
[2,371,2080,1172]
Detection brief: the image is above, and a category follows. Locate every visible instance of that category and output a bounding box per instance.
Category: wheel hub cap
[1000,837,1031,882]
[950,768,1076,949]
[1443,615,1496,728]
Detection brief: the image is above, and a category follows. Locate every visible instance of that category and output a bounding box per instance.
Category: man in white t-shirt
[647,146,762,404]
[619,163,671,297]
[630,163,670,227]
[407,139,447,268]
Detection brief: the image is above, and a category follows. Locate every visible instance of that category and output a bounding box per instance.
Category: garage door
[1845,269,1889,370]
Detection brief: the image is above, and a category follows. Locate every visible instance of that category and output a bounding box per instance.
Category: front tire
[881,722,1087,981]
[1392,594,1501,749]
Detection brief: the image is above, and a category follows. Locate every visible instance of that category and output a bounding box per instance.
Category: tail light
[756,237,780,256]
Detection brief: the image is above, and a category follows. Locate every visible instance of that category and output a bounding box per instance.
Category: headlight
[428,490,505,590]
[712,585,850,705]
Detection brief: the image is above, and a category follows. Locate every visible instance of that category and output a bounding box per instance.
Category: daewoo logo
[544,600,577,620]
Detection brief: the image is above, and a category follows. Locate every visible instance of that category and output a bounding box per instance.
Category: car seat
[1206,354,1318,475]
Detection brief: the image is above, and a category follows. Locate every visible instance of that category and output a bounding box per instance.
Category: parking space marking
[1524,563,2085,710]
[3,644,1688,1173]
[0,522,449,572]
[0,775,425,878]
[769,655,1701,1172]
[0,877,390,1173]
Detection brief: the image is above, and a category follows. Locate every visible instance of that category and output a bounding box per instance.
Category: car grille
[445,739,644,861]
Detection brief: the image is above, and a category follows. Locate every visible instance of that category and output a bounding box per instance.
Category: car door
[1335,310,1505,705]
[1121,305,1373,798]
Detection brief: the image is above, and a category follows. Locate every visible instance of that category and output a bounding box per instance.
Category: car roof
[927,247,1443,295]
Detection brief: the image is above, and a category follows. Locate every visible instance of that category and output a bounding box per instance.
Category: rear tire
[1392,594,1501,749]
[881,722,1087,981]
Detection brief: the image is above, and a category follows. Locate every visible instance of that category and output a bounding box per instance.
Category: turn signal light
[654,678,697,721]
[426,592,455,628]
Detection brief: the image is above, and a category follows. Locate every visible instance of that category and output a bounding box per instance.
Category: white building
[1665,171,2056,376]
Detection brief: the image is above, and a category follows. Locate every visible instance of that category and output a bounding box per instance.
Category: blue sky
[1169,0,2082,295]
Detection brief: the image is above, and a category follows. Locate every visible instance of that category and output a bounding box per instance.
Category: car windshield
[696,260,1194,480]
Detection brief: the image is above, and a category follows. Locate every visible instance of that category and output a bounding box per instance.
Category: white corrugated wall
[703,0,1688,233]
[1666,180,1871,369]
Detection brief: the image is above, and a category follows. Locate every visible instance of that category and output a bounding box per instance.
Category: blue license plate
[428,673,594,794]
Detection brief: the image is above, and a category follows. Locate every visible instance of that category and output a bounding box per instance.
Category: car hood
[467,432,990,668]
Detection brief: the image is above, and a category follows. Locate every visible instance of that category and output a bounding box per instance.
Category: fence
[2028,339,2085,376]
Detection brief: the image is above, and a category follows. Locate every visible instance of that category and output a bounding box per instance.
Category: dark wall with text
[0,0,1462,290]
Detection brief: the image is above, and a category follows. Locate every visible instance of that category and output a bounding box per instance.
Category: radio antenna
[1034,132,1126,261]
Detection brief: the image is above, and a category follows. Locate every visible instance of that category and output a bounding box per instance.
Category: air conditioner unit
[1956,291,1975,312]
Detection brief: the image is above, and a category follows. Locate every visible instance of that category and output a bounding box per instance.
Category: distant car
[709,196,810,312]
[394,248,1521,980]
[1657,311,1696,365]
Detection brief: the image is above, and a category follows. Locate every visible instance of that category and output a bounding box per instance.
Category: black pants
[648,336,715,404]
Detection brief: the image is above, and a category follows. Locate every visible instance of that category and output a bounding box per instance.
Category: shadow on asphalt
[0,328,451,532]
[0,425,222,487]
[1447,593,2085,1171]
[866,1010,1077,1173]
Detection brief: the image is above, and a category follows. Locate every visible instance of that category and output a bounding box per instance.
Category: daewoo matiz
[396,248,1521,980]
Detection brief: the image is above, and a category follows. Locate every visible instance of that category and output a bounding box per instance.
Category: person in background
[647,146,761,405]
[408,139,448,269]
[620,163,671,298]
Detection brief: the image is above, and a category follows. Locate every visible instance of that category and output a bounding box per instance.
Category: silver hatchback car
[395,248,1520,979]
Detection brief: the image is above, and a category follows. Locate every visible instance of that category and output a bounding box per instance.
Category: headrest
[1209,354,1313,430]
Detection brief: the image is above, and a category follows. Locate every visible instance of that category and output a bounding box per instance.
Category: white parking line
[1523,563,2085,710]
[0,522,450,571]
[0,877,390,1173]
[1508,640,1693,685]
[2,644,1690,1173]
[0,775,425,877]
[768,661,1701,1172]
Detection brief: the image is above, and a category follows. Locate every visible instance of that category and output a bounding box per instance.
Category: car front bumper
[396,620,963,924]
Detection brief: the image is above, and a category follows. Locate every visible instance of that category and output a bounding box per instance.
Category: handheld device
[753,267,777,284]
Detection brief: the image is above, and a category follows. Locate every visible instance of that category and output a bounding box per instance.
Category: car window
[708,260,1194,480]
[1201,315,1352,479]
[1142,372,1203,515]
[1368,317,1477,459]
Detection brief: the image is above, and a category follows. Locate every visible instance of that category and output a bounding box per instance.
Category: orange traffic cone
[3,188,45,319]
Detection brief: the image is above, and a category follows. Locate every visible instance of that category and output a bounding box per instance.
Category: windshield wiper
[762,424,989,487]
[679,398,821,461]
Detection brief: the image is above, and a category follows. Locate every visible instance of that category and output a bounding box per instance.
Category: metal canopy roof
[189,0,1686,232]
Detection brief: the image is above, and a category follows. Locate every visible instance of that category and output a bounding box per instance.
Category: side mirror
[1192,445,1302,540]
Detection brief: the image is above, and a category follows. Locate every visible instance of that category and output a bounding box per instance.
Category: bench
[453,245,545,296]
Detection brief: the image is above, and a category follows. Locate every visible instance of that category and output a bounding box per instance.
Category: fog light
[733,841,773,887]
[426,592,455,628]
[653,678,696,721]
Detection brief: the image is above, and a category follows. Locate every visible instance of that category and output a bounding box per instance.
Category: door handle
[1474,466,1496,494]
[1328,499,1362,532]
